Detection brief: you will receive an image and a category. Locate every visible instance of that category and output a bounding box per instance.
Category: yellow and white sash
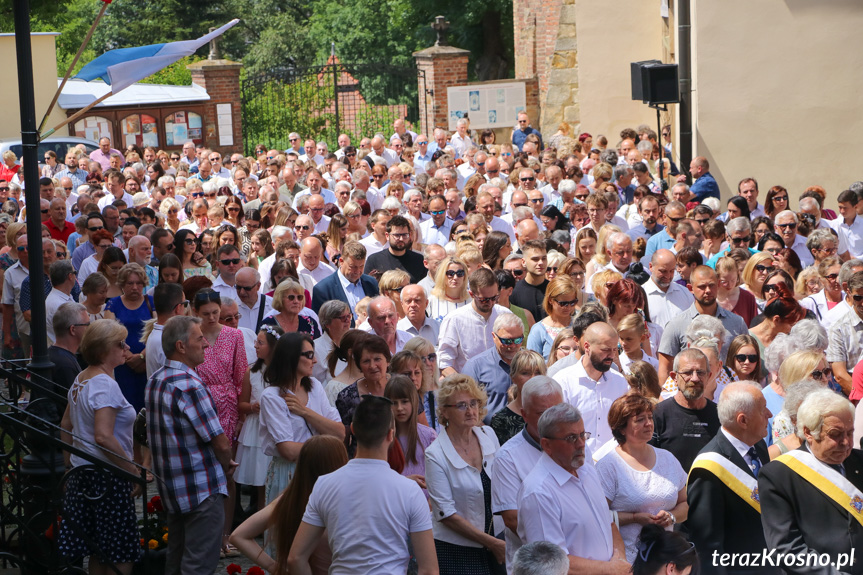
[775,450,863,526]
[689,451,761,512]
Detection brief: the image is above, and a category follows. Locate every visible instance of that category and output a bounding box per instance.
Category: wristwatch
[139,352,145,361]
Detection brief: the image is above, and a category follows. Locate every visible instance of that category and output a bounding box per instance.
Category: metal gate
[241,59,427,154]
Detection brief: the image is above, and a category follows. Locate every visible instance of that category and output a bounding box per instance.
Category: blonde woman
[428,257,471,324]
[159,197,183,232]
[773,350,830,442]
[547,328,576,368]
[740,251,775,303]
[403,336,441,429]
[379,269,411,319]
[795,266,823,299]
[527,276,578,359]
[584,224,622,280]
[342,201,366,237]
[545,250,565,282]
[572,227,597,263]
[590,269,624,307]
[262,279,320,338]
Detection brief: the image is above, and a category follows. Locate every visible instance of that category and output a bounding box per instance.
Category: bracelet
[667,511,676,525]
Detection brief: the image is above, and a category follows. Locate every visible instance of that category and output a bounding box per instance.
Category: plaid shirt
[145,359,227,514]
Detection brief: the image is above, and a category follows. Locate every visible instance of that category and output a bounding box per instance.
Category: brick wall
[187,60,243,155]
[414,46,470,136]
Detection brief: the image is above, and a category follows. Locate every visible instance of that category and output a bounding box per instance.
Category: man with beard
[657,266,748,383]
[363,215,425,283]
[644,249,694,329]
[517,403,628,574]
[643,200,686,264]
[650,348,720,471]
[555,322,629,453]
[626,195,664,241]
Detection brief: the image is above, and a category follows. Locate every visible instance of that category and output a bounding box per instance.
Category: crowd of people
[18,113,863,574]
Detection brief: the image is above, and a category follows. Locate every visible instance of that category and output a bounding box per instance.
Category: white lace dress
[234,369,271,486]
[596,446,687,563]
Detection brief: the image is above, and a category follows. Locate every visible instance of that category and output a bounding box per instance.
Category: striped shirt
[145,359,227,514]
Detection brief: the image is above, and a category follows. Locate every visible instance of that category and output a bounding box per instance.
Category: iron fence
[242,60,426,154]
[0,359,155,574]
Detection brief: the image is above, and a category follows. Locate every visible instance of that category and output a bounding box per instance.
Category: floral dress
[196,326,248,442]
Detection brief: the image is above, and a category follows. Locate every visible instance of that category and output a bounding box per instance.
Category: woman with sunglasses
[749,283,804,354]
[739,251,775,304]
[490,349,546,446]
[159,197,183,232]
[759,268,796,308]
[726,334,764,383]
[429,257,471,325]
[527,276,578,359]
[192,287,249,555]
[764,185,789,220]
[224,195,245,228]
[262,279,320,338]
[260,332,343,514]
[173,228,213,280]
[403,336,442,429]
[800,256,843,321]
[772,350,832,444]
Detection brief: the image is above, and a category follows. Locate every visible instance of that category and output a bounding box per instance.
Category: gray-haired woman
[313,300,352,384]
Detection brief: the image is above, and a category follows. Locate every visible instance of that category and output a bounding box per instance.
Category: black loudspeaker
[640,62,680,105]
[630,59,660,101]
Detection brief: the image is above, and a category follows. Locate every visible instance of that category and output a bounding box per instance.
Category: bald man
[298,237,335,285]
[515,219,540,251]
[554,322,629,452]
[644,249,694,329]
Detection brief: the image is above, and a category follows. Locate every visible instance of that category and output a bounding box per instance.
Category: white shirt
[212,275,238,302]
[298,153,325,166]
[426,426,501,547]
[312,214,332,234]
[298,260,336,286]
[237,294,274,332]
[145,323,166,379]
[826,308,863,368]
[619,350,659,375]
[366,148,400,168]
[822,299,852,330]
[258,378,340,457]
[554,359,630,452]
[420,218,453,247]
[359,234,388,257]
[258,253,277,289]
[292,188,337,208]
[45,288,73,345]
[97,191,134,210]
[67,373,135,467]
[449,133,474,157]
[77,254,100,287]
[489,215,516,244]
[517,452,614,562]
[830,215,863,258]
[790,233,815,268]
[337,270,369,318]
[749,203,766,220]
[359,325,414,354]
[492,429,543,571]
[643,278,695,330]
[397,315,440,346]
[438,304,513,373]
[303,458,432,575]
[2,261,30,335]
[313,331,340,384]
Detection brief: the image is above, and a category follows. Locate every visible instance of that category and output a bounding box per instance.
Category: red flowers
[146,495,164,513]
[226,564,242,575]
[247,567,265,575]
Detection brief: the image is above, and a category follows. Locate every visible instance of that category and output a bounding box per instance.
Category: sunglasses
[777,222,797,230]
[421,352,437,363]
[547,267,559,274]
[284,294,304,301]
[755,264,775,274]
[773,195,788,202]
[171,156,180,161]
[823,273,839,281]
[811,367,833,380]
[473,294,499,304]
[735,354,758,364]
[445,269,466,278]
[852,294,863,302]
[236,284,257,292]
[520,177,535,182]
[300,350,315,359]
[730,236,751,244]
[555,298,578,307]
[496,334,524,346]
[295,225,310,231]
[220,258,241,266]
[194,290,221,304]
[510,269,524,277]
[763,283,782,293]
[529,198,544,204]
[431,210,446,216]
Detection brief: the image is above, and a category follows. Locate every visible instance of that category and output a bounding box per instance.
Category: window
[120,113,159,148]
[165,111,203,146]
[73,115,112,142]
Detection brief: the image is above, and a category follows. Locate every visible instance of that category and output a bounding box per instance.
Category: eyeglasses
[220,258,241,266]
[510,268,524,277]
[88,226,103,232]
[545,432,591,443]
[191,192,204,198]
[777,222,797,230]
[171,156,180,161]
[430,210,446,216]
[56,252,67,258]
[852,294,863,302]
[520,177,535,182]
[40,209,48,214]
[773,195,788,202]
[547,267,559,274]
[71,322,90,328]
[677,370,707,380]
[473,293,500,304]
[294,225,311,231]
[284,294,304,301]
[529,198,543,204]
[695,217,710,225]
[763,283,782,294]
[575,194,590,201]
[421,352,437,363]
[730,236,751,245]
[221,313,242,322]
[495,334,524,346]
[390,232,410,239]
[445,399,480,411]
[300,350,316,359]
[735,354,758,364]
[184,238,197,245]
[555,298,578,307]
[755,264,775,274]
[388,285,406,293]
[227,206,240,212]
[15,246,26,252]
[666,216,684,223]
[811,367,833,380]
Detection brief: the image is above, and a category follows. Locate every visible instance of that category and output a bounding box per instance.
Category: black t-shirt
[364,249,426,284]
[510,278,549,320]
[31,346,84,424]
[650,397,720,472]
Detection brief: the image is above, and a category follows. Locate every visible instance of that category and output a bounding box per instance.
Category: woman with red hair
[606,279,663,357]
[749,283,804,351]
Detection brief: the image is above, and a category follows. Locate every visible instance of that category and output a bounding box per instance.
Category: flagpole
[37,0,111,134]
[41,91,113,139]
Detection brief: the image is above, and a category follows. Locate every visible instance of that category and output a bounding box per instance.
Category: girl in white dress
[236,324,282,510]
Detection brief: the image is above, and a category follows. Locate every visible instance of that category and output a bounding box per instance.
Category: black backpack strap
[255,294,267,332]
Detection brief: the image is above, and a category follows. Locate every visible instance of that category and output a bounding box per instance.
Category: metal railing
[0,359,158,575]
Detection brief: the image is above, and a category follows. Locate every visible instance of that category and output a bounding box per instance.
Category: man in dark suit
[688,381,779,575]
[760,389,863,575]
[311,240,378,324]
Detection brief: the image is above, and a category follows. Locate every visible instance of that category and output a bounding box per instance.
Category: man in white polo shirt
[644,249,694,329]
[297,237,335,286]
[234,267,274,333]
[288,395,437,575]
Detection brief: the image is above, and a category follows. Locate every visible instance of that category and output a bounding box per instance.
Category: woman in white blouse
[427,257,471,324]
[425,374,504,575]
[596,392,688,563]
[258,332,344,505]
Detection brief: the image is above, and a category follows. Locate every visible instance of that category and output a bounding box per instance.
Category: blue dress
[105,295,154,412]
